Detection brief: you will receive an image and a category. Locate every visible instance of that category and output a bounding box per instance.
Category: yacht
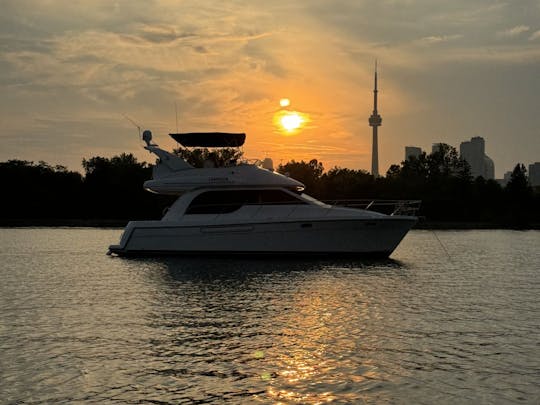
[108,131,417,257]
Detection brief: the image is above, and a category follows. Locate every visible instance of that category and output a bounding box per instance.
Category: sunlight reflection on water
[0,229,539,404]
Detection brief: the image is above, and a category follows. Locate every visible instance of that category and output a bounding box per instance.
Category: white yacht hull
[109,216,416,258]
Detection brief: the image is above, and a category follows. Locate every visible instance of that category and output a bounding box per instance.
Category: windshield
[300,193,330,207]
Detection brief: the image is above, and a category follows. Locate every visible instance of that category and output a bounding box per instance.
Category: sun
[279,98,290,108]
[273,98,309,134]
[280,112,304,132]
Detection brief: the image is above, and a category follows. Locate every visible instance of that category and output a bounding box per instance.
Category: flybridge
[170,132,246,148]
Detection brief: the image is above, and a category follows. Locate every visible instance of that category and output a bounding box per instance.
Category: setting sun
[280,112,304,132]
[274,95,309,134]
[274,105,310,135]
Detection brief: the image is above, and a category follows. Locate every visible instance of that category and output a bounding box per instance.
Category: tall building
[484,156,495,180]
[459,136,484,177]
[405,146,422,160]
[459,136,495,179]
[529,162,540,187]
[368,63,382,177]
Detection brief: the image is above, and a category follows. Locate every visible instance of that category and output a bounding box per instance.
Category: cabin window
[256,190,307,205]
[185,191,242,214]
[185,189,306,214]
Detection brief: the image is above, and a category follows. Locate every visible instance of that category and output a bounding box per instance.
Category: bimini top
[170,132,246,147]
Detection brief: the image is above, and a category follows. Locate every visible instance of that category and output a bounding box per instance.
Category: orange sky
[1,1,539,177]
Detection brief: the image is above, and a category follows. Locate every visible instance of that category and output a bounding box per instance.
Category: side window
[257,190,306,205]
[185,191,244,214]
[185,189,307,215]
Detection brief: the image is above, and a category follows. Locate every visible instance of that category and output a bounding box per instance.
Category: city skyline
[405,136,498,180]
[1,1,539,177]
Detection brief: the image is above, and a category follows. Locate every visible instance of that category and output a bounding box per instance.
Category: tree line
[0,154,174,224]
[0,144,538,227]
[279,145,538,227]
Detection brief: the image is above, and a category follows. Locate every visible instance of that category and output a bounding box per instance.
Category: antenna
[122,114,142,140]
[175,101,179,133]
[174,102,181,149]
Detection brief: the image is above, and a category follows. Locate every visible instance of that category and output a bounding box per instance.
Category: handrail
[322,199,421,216]
[182,199,421,216]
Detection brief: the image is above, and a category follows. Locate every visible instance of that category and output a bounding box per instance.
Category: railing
[322,199,421,216]
[181,199,421,216]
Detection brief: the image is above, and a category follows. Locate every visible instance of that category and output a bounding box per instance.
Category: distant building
[496,171,512,187]
[432,143,445,154]
[529,162,540,187]
[405,146,422,160]
[459,136,495,180]
[460,137,485,178]
[484,155,495,180]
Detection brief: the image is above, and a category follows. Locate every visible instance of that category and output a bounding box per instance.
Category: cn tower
[368,62,382,177]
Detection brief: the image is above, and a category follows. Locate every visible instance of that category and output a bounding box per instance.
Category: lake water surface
[0,229,539,404]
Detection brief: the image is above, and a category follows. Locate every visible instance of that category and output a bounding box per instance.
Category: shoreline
[1,219,539,230]
[413,221,540,230]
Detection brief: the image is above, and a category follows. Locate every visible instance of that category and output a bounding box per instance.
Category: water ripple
[0,229,539,403]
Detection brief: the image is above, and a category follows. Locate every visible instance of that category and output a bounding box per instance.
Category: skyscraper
[368,63,382,177]
[529,162,540,187]
[459,136,495,179]
[405,146,422,160]
[484,155,495,179]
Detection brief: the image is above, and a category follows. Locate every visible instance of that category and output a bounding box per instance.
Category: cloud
[1,0,540,174]
[529,30,540,41]
[136,24,195,44]
[497,25,530,38]
[417,34,463,45]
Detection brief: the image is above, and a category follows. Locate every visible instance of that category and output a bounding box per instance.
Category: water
[0,229,539,404]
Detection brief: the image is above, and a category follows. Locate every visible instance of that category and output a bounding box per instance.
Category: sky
[1,0,539,177]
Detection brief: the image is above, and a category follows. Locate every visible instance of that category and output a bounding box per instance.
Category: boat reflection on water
[122,256,406,283]
[119,256,406,403]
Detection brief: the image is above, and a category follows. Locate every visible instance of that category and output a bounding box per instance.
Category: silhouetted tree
[428,144,471,181]
[1,148,538,227]
[320,167,374,200]
[277,159,324,196]
[82,153,171,220]
[502,163,534,227]
[0,160,83,219]
[383,146,470,219]
[506,164,530,196]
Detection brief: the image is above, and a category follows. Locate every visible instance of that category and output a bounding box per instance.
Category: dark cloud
[193,45,208,54]
[133,25,197,44]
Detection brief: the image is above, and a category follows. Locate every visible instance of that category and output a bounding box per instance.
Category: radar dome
[142,130,152,145]
[261,158,274,171]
